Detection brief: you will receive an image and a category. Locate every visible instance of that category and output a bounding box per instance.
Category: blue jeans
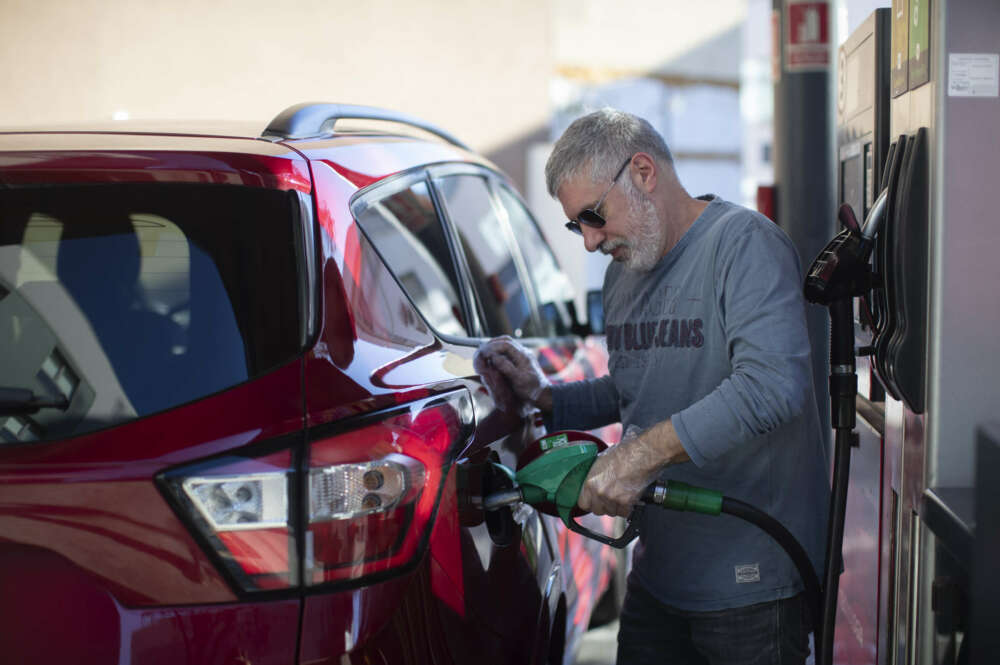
[616,577,811,665]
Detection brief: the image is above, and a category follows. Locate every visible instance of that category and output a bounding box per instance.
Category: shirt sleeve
[549,375,621,431]
[672,221,814,467]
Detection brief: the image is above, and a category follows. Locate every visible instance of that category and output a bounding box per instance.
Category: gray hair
[545,108,674,197]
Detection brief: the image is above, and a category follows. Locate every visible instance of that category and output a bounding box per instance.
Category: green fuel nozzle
[483,432,724,548]
[482,437,598,515]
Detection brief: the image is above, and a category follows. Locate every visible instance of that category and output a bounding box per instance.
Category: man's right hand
[474,336,552,412]
[577,421,690,517]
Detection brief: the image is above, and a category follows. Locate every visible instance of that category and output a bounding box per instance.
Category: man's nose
[581,226,604,253]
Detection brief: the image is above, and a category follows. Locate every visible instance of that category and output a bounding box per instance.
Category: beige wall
[0,0,551,183]
[1,0,751,191]
[552,0,746,77]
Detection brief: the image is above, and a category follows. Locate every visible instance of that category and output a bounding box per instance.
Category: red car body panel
[0,361,303,607]
[0,127,614,664]
[0,546,300,664]
[0,133,312,192]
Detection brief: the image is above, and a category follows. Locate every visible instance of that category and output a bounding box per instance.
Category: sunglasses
[564,157,632,235]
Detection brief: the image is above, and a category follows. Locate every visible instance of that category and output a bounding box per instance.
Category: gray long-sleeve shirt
[551,196,830,611]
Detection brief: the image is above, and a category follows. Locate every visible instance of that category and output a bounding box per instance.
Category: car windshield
[0,183,304,443]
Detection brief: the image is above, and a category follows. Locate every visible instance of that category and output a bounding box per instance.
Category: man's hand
[577,421,690,517]
[474,336,552,413]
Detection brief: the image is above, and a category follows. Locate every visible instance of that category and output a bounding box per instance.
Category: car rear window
[0,183,304,443]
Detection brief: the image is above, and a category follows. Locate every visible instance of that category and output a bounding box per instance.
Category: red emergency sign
[785,0,830,71]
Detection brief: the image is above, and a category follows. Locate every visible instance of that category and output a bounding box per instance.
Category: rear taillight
[158,390,474,594]
[160,448,296,592]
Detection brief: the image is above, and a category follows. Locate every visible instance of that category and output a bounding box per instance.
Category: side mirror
[586,290,604,335]
[565,299,588,337]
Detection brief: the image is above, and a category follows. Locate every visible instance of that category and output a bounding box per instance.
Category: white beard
[600,187,663,272]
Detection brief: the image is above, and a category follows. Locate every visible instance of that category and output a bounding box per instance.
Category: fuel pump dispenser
[804,194,888,665]
[823,3,1000,663]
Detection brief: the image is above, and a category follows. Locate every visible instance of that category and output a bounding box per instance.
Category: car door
[342,168,563,664]
[425,168,564,651]
[430,166,628,659]
[487,179,623,647]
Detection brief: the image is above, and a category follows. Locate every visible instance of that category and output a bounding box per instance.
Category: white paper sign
[948,53,1000,97]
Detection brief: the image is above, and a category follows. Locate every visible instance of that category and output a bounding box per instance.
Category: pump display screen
[841,150,865,221]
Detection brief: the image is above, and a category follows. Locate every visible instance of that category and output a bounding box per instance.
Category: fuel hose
[642,482,825,662]
[720,497,824,650]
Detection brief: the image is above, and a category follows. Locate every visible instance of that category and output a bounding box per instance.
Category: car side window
[433,175,539,338]
[354,180,469,337]
[495,185,575,336]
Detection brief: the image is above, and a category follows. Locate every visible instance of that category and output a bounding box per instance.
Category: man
[478,109,829,665]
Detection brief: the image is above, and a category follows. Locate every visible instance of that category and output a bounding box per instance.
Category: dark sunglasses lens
[565,220,583,235]
[577,209,606,228]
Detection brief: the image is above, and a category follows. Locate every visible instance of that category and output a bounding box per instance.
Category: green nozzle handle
[514,443,597,520]
[512,441,642,548]
[501,440,724,549]
[643,481,723,515]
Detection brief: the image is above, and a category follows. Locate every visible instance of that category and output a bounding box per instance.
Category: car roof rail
[262,102,471,150]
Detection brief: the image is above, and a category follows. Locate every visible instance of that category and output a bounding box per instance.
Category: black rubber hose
[720,496,824,657]
[819,427,853,665]
[819,298,857,665]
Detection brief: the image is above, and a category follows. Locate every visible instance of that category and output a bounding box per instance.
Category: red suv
[0,103,619,664]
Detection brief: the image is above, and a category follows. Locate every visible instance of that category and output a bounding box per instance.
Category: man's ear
[630,152,658,193]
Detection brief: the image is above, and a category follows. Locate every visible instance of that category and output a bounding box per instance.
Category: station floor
[575,621,618,664]
[574,622,817,665]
